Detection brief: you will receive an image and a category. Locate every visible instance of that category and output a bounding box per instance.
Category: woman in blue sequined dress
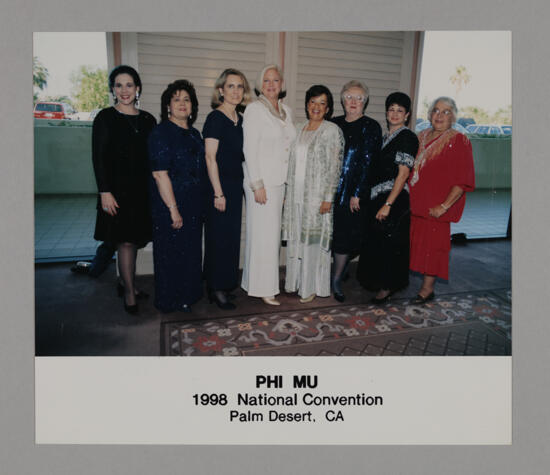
[331,80,382,301]
[149,80,207,313]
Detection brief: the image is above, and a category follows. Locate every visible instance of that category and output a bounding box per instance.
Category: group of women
[92,64,474,315]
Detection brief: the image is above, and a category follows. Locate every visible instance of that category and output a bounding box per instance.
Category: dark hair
[385,91,412,128]
[108,65,142,99]
[305,85,334,120]
[160,79,199,125]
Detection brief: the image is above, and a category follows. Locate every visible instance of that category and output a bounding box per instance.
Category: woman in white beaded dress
[282,85,344,303]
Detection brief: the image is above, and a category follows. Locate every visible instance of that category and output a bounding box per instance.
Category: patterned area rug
[162,289,511,356]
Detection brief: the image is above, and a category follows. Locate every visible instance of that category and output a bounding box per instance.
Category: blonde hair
[211,68,251,111]
[254,64,286,97]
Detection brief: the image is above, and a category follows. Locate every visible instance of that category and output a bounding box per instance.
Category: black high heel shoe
[117,282,149,300]
[208,290,236,310]
[412,292,435,304]
[371,290,394,305]
[332,277,345,303]
[123,296,138,315]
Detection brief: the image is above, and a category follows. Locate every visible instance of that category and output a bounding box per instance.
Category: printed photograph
[34,30,511,357]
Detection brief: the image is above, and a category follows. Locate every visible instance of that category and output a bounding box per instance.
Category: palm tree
[33,56,49,103]
[450,65,471,102]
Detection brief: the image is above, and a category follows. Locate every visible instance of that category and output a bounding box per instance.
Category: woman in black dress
[331,80,382,302]
[92,65,156,314]
[149,80,206,313]
[357,92,419,303]
[203,69,251,309]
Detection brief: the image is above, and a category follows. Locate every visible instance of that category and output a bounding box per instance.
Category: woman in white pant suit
[241,64,296,305]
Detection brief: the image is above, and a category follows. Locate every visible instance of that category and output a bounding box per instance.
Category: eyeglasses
[344,95,365,102]
[432,108,453,116]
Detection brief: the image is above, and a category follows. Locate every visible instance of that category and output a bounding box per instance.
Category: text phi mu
[256,375,318,388]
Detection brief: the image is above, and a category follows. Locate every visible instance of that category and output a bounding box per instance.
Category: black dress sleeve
[354,118,382,198]
[91,109,113,193]
[202,111,223,140]
[393,130,419,169]
[148,124,172,172]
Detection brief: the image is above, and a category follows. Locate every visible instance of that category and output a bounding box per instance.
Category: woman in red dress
[409,96,475,303]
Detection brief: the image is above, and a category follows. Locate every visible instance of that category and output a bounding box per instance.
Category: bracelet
[385,202,392,207]
[440,203,449,211]
[214,194,225,199]
[167,203,178,209]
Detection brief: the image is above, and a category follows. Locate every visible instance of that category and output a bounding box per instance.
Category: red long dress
[409,129,475,280]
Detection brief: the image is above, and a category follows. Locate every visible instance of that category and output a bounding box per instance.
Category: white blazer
[242,100,296,190]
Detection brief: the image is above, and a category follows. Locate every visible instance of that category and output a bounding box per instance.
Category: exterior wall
[288,31,417,127]
[34,120,96,194]
[135,32,277,126]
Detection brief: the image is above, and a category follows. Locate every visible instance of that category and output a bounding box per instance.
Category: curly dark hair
[305,84,334,120]
[108,65,142,98]
[160,79,199,125]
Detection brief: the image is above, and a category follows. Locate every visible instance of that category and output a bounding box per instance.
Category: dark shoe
[332,276,345,302]
[123,297,139,315]
[412,292,435,304]
[225,292,237,301]
[70,261,91,275]
[208,291,236,310]
[117,282,149,299]
[371,290,394,304]
[334,290,345,303]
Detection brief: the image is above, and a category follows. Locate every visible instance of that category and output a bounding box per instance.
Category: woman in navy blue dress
[149,80,206,313]
[203,69,251,309]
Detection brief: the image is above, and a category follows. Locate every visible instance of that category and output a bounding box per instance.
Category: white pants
[241,183,284,297]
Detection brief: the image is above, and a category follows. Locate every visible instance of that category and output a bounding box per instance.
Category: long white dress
[241,97,296,297]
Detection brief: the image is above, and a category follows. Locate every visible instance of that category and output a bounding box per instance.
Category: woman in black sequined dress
[331,80,382,302]
[357,92,419,302]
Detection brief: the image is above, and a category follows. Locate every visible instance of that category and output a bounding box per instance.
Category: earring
[167,107,171,116]
[135,91,140,108]
[112,92,117,104]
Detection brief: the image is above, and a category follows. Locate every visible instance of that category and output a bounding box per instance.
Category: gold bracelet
[214,194,225,199]
[440,203,449,211]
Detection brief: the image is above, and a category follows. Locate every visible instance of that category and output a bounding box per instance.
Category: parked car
[466,124,509,135]
[34,101,75,120]
[457,117,476,128]
[501,125,512,135]
[415,119,469,134]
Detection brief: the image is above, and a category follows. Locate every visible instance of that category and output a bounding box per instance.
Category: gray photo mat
[1,0,547,473]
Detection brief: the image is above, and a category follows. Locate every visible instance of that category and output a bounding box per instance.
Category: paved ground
[34,190,511,261]
[35,239,511,357]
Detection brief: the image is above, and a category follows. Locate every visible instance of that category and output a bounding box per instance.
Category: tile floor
[34,189,511,261]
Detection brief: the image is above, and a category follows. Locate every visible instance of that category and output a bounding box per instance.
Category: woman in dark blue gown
[149,80,206,313]
[203,69,251,310]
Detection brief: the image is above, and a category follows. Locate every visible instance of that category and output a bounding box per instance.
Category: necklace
[220,105,238,126]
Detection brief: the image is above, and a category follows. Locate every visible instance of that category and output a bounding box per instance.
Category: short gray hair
[254,64,286,97]
[427,96,458,124]
[340,80,370,112]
